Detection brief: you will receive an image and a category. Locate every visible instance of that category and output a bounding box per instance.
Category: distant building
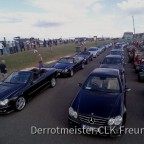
[133,33,144,39]
[123,32,133,39]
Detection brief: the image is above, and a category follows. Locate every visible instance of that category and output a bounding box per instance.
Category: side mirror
[78,83,82,87]
[126,88,131,92]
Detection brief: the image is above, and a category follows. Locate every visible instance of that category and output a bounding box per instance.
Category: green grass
[0,41,112,73]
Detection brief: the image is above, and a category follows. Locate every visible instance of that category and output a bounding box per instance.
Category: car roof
[105,54,122,58]
[90,68,120,77]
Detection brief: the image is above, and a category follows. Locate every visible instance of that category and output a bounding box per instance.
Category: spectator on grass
[20,41,25,52]
[14,41,19,53]
[0,60,7,79]
[9,41,13,54]
[38,60,44,69]
[2,41,8,55]
[0,42,4,55]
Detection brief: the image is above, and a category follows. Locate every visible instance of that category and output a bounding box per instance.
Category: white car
[88,47,99,58]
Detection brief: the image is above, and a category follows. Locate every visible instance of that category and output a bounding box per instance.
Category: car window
[79,52,90,55]
[102,58,122,64]
[111,51,122,55]
[59,58,74,64]
[84,76,120,92]
[89,48,96,51]
[4,72,31,84]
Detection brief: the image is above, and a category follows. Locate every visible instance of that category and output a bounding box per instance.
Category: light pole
[132,16,135,35]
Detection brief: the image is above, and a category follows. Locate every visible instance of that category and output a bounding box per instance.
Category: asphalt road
[0,48,144,144]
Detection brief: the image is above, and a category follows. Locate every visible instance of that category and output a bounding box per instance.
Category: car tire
[50,77,56,87]
[70,69,74,77]
[81,63,85,69]
[15,96,26,111]
[86,60,89,64]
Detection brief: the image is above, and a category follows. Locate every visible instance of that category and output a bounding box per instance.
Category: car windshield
[102,58,122,64]
[111,51,122,55]
[4,71,31,84]
[88,48,97,51]
[79,52,90,55]
[58,58,74,64]
[84,76,120,92]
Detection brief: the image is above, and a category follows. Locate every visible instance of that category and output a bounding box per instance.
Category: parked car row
[127,45,144,82]
[68,42,130,136]
[0,43,112,113]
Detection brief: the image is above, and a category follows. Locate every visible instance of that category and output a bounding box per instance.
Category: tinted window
[88,48,97,51]
[79,52,90,55]
[102,58,122,64]
[4,72,31,84]
[111,51,122,55]
[84,76,120,92]
[58,58,74,64]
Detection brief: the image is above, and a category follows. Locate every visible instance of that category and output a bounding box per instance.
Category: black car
[110,49,124,60]
[68,68,130,136]
[75,51,93,64]
[52,57,85,77]
[100,55,125,75]
[0,68,58,113]
[138,61,144,82]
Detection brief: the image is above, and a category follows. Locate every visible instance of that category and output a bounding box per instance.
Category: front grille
[57,69,62,72]
[79,114,108,126]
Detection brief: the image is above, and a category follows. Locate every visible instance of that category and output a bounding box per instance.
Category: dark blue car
[100,55,125,75]
[0,68,58,113]
[75,51,93,64]
[68,68,130,136]
[52,57,85,77]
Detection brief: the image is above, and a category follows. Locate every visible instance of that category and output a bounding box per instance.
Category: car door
[23,72,43,98]
[73,58,82,71]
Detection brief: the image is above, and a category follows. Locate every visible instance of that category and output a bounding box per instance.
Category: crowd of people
[0,38,76,56]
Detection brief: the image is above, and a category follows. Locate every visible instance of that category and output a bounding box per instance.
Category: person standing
[0,60,8,79]
[0,42,4,55]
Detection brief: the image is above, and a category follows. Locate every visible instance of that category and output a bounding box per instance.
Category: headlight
[69,107,78,119]
[64,69,68,73]
[108,118,115,126]
[108,116,123,126]
[0,99,9,106]
[114,116,122,125]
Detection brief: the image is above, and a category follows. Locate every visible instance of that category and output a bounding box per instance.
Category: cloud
[28,0,104,20]
[34,21,64,28]
[0,17,22,23]
[117,0,144,15]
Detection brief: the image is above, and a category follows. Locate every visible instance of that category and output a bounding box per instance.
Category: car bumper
[68,116,122,136]
[57,70,70,77]
[0,104,13,114]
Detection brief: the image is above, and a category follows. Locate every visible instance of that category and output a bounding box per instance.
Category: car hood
[77,55,89,59]
[100,64,123,71]
[0,82,25,100]
[52,63,73,70]
[76,89,122,118]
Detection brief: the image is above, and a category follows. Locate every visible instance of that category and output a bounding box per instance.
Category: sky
[0,0,144,40]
